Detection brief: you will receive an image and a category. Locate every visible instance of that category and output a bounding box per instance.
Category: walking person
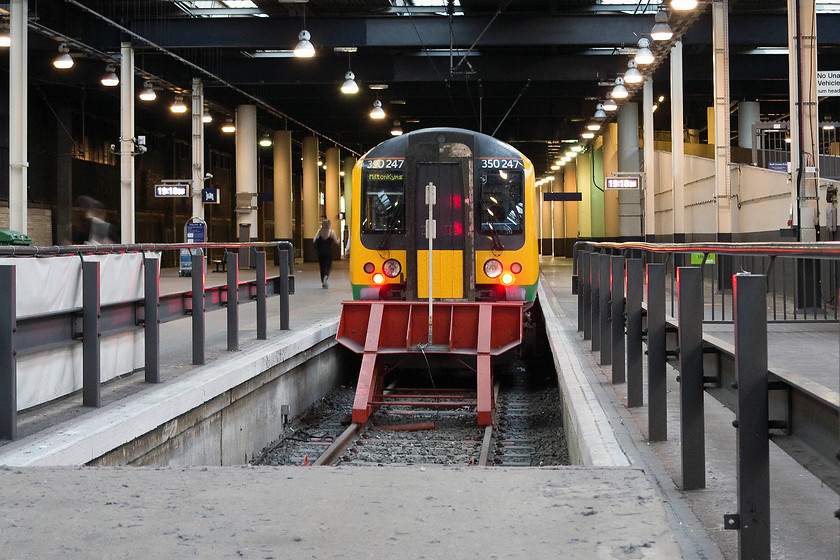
[313,219,339,288]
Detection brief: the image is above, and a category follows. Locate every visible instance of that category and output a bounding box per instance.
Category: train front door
[415,162,466,299]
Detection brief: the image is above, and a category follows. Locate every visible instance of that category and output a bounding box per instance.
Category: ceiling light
[369,84,389,90]
[170,95,187,113]
[635,38,654,65]
[221,119,236,133]
[581,131,596,139]
[139,80,156,101]
[670,0,698,10]
[0,21,10,48]
[594,104,607,119]
[259,134,272,147]
[294,30,315,58]
[202,107,213,123]
[624,60,643,84]
[100,64,119,87]
[658,95,666,103]
[341,71,359,94]
[652,104,659,112]
[370,99,385,119]
[53,44,73,69]
[603,98,618,111]
[611,77,628,99]
[823,123,836,131]
[551,164,560,171]
[651,11,674,41]
[587,122,602,131]
[571,145,585,152]
[391,120,403,136]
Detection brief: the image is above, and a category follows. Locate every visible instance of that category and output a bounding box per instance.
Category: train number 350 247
[479,158,522,169]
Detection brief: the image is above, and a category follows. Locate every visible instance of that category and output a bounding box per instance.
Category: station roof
[10,0,840,175]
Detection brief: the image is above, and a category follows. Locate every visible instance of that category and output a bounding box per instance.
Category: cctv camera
[204,173,214,179]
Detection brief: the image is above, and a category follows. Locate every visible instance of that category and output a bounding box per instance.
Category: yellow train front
[337,128,538,426]
[348,127,538,303]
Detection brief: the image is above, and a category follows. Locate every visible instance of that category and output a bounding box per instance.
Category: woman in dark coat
[313,219,339,288]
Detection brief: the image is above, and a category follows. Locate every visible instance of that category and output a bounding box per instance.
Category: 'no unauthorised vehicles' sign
[817,71,840,96]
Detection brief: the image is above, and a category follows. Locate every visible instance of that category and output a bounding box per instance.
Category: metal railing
[573,241,840,560]
[753,121,840,179]
[0,241,295,441]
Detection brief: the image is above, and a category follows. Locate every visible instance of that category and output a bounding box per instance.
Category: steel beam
[192,252,205,365]
[731,273,770,558]
[646,263,667,441]
[626,258,643,406]
[144,256,160,383]
[581,251,591,339]
[227,251,239,351]
[591,252,600,351]
[256,251,267,340]
[610,255,625,383]
[82,260,101,408]
[0,266,17,440]
[678,266,705,490]
[279,249,290,330]
[599,254,612,365]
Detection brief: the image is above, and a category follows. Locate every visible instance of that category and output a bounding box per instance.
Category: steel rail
[476,382,501,466]
[313,422,364,466]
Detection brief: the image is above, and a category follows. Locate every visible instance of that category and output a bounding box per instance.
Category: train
[347,127,539,303]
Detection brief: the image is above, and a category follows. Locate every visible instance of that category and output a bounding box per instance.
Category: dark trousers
[318,257,333,281]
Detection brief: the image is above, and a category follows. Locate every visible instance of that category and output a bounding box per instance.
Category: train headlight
[382,259,401,278]
[510,262,522,274]
[501,272,515,285]
[373,273,385,284]
[363,262,375,274]
[483,259,503,278]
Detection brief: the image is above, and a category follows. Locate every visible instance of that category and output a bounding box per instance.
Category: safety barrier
[574,241,840,560]
[0,241,294,441]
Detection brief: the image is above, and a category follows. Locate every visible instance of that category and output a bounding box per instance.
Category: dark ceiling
[9,0,840,175]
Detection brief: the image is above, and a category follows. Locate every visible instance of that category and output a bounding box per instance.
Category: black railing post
[626,258,643,405]
[599,253,612,365]
[278,249,290,331]
[227,251,239,351]
[82,260,101,408]
[646,263,667,441]
[677,266,705,490]
[0,266,16,440]
[192,251,206,365]
[730,273,770,559]
[144,256,160,383]
[610,255,625,383]
[591,252,600,351]
[581,251,592,339]
[256,251,267,340]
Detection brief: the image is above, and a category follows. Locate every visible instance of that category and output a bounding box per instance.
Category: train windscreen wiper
[479,198,505,253]
[377,203,405,251]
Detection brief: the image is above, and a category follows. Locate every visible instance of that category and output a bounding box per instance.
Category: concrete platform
[0,465,680,559]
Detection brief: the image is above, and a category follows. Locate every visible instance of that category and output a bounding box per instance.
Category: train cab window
[361,170,406,233]
[478,169,524,235]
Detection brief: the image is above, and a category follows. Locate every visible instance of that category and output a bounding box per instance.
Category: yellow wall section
[416,250,463,299]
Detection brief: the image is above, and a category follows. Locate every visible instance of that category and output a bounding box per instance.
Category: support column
[302,136,320,262]
[56,106,73,244]
[643,79,656,242]
[541,183,552,255]
[120,42,135,243]
[552,170,565,256]
[342,156,355,256]
[325,147,341,258]
[563,161,578,256]
[738,101,761,150]
[618,102,642,239]
[9,0,27,233]
[273,130,293,241]
[603,123,619,241]
[671,40,686,243]
[191,78,205,221]
[713,0,733,241]
[788,0,820,242]
[235,105,258,245]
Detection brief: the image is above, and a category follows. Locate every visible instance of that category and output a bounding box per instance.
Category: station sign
[817,71,840,97]
[155,180,191,198]
[202,188,220,204]
[605,176,639,190]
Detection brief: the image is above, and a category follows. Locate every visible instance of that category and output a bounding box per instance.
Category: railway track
[253,365,569,468]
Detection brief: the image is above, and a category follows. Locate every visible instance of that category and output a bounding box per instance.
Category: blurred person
[313,219,338,288]
[72,196,118,245]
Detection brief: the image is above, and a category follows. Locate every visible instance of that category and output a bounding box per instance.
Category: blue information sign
[180,219,207,277]
[202,188,220,204]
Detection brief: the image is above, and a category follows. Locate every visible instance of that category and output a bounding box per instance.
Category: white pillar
[235,105,258,239]
[273,130,293,240]
[788,0,819,241]
[119,43,135,243]
[643,79,655,241]
[670,40,685,241]
[191,78,205,222]
[8,0,27,233]
[342,156,355,254]
[738,101,761,150]
[713,0,732,239]
[617,102,642,238]
[325,147,340,234]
